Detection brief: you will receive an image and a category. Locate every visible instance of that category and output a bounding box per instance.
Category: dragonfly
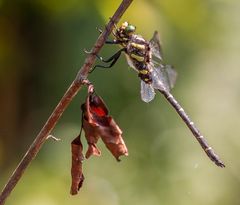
[91,22,225,168]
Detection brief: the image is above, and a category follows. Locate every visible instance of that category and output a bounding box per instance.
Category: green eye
[125,25,136,33]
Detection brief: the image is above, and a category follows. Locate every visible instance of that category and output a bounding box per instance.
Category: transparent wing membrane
[140,81,156,103]
[149,31,177,92]
[148,63,176,92]
[151,66,166,91]
[164,64,177,89]
[149,31,163,61]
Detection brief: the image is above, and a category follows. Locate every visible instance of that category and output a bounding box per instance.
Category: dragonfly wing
[149,31,163,61]
[151,68,166,91]
[150,63,177,92]
[141,81,156,103]
[165,64,177,89]
[149,31,177,91]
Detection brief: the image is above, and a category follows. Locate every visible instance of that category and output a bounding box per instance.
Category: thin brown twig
[0,1,133,204]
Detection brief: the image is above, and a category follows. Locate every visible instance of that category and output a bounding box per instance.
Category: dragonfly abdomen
[135,62,152,83]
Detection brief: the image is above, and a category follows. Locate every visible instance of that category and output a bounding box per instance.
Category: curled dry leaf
[82,85,128,161]
[70,136,84,195]
[70,85,128,195]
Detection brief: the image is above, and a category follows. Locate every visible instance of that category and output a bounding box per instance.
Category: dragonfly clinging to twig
[91,21,225,168]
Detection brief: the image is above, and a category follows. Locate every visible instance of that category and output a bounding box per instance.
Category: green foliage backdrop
[0,0,240,204]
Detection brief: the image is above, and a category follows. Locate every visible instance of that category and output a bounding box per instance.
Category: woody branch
[0,0,133,204]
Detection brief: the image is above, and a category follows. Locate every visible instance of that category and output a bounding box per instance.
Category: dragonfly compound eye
[125,25,136,34]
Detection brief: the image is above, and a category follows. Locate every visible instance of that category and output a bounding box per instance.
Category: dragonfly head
[115,22,136,41]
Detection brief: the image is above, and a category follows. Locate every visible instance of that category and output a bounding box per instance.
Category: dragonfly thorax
[124,34,153,84]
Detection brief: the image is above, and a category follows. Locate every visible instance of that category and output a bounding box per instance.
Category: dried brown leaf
[82,86,128,160]
[98,117,128,161]
[70,136,84,195]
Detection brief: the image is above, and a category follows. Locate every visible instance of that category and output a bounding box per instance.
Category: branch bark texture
[0,1,133,204]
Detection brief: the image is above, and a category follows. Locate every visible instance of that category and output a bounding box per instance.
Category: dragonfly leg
[96,27,103,34]
[105,39,121,44]
[97,48,125,63]
[90,48,125,73]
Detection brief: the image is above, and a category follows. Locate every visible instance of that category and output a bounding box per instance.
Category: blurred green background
[0,0,240,204]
